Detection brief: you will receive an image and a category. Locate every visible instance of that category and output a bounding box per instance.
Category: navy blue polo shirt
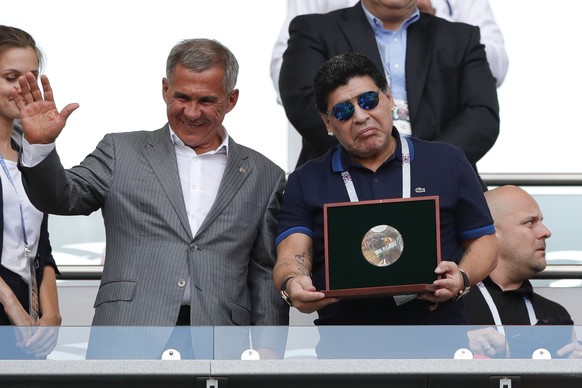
[276,129,495,325]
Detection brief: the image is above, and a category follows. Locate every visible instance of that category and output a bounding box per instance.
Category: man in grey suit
[12,39,289,359]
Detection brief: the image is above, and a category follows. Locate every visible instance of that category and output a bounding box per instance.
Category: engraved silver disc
[361,225,404,267]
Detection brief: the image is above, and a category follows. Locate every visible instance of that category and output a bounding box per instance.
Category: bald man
[464,185,582,359]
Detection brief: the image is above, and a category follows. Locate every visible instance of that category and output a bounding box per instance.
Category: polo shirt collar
[331,127,414,172]
[483,276,536,300]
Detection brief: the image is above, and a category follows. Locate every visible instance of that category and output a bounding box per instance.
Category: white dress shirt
[170,127,229,304]
[1,159,43,282]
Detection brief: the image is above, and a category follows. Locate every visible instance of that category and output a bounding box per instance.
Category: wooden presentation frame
[322,196,441,298]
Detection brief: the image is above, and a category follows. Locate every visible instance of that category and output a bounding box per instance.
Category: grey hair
[166,38,238,93]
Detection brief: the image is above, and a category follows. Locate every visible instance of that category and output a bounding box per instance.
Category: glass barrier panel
[279,325,493,360]
[1,325,580,361]
[213,325,582,360]
[0,326,214,360]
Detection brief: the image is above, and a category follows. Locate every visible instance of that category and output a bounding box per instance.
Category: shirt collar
[361,3,420,35]
[484,276,536,299]
[331,127,413,172]
[168,125,229,156]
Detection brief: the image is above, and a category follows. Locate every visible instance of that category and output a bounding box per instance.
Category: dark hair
[166,38,239,94]
[0,25,44,71]
[314,52,388,113]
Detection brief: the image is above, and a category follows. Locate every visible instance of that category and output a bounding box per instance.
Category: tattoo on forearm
[274,248,314,280]
[273,262,292,277]
[295,250,312,276]
[294,252,306,263]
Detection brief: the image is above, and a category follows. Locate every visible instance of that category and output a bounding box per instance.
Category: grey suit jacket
[20,125,288,357]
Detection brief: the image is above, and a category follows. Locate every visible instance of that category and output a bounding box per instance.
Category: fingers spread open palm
[11,73,79,144]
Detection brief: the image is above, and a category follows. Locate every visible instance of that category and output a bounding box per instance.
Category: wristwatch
[452,269,471,301]
[280,276,295,307]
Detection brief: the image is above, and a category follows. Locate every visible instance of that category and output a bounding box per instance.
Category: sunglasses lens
[331,102,355,121]
[329,91,380,121]
[358,91,380,110]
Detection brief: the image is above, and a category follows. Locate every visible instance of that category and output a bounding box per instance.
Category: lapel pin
[239,167,246,174]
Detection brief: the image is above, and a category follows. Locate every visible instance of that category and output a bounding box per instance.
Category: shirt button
[178,279,186,288]
[374,178,379,183]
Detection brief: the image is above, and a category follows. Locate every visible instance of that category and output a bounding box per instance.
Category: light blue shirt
[361,4,420,102]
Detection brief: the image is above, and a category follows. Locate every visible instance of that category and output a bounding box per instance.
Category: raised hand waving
[10,72,79,144]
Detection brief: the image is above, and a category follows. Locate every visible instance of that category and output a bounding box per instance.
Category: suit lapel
[195,137,250,238]
[142,126,192,239]
[406,14,434,122]
[340,5,386,75]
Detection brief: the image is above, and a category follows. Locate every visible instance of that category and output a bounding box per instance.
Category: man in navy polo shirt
[273,52,498,356]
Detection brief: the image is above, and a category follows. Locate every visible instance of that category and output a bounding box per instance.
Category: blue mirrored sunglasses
[327,90,380,121]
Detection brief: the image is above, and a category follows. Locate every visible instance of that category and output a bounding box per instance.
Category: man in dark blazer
[279,0,499,186]
[13,39,289,359]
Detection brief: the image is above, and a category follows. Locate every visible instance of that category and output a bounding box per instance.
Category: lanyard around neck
[0,154,40,320]
[0,155,28,247]
[476,281,538,336]
[341,133,411,202]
